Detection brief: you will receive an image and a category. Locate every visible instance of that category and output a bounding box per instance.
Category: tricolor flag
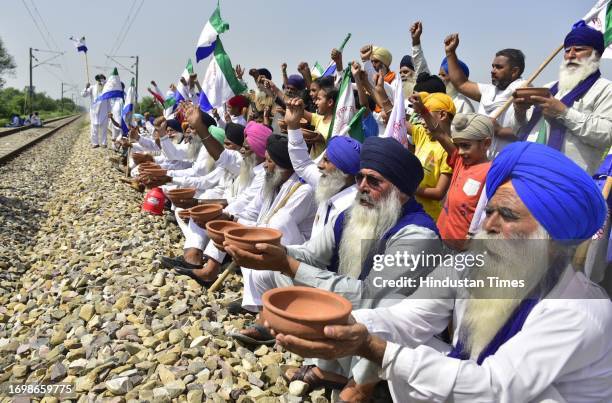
[148,82,165,105]
[311,62,325,79]
[175,59,195,103]
[329,67,357,137]
[163,89,177,118]
[195,3,230,63]
[121,78,135,134]
[582,0,612,58]
[96,68,124,102]
[344,107,366,143]
[200,38,247,111]
[382,75,409,148]
[70,36,88,53]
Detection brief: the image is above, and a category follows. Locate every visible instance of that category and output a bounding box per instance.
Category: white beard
[460,224,553,360]
[315,169,350,205]
[239,153,257,190]
[186,135,202,162]
[402,78,416,100]
[203,156,215,174]
[337,188,402,278]
[558,53,600,95]
[263,169,286,201]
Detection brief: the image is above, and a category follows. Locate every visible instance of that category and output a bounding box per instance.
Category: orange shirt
[437,150,490,250]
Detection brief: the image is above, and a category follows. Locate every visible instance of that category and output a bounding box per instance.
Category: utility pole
[29,47,33,115]
[135,56,139,103]
[61,82,64,113]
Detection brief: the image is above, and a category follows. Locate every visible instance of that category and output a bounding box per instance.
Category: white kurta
[352,265,612,403]
[508,78,612,175]
[287,128,357,238]
[81,84,110,125]
[239,173,317,310]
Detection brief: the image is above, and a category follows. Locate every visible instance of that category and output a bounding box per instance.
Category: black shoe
[227,301,253,316]
[160,255,202,271]
[92,144,100,149]
[174,267,215,288]
[166,213,178,225]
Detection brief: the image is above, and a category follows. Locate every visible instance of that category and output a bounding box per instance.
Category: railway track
[0,114,83,164]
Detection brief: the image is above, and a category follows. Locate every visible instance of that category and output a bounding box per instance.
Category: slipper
[228,324,276,346]
[173,267,215,287]
[285,364,347,393]
[160,256,202,271]
[227,301,254,316]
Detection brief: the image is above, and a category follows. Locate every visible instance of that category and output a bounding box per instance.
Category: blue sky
[1,1,610,108]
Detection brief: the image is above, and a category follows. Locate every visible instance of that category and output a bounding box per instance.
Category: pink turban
[244,121,272,159]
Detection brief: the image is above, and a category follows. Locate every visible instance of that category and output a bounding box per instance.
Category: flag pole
[491,43,564,120]
[84,52,91,84]
[338,33,352,52]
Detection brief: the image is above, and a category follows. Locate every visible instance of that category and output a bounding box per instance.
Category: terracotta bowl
[205,220,244,250]
[301,128,321,141]
[141,168,167,177]
[138,162,160,170]
[224,226,282,254]
[177,209,191,223]
[167,187,196,203]
[262,286,352,340]
[189,204,223,227]
[514,87,551,103]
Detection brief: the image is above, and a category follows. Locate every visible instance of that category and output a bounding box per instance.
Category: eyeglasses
[355,172,384,190]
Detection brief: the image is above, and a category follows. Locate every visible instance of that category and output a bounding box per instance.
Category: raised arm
[411,21,431,75]
[184,103,224,160]
[352,62,372,116]
[444,34,481,102]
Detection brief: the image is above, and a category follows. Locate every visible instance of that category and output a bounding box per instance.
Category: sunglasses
[355,172,384,190]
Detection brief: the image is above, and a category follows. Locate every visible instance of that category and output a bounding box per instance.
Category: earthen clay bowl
[189,204,223,227]
[138,162,160,170]
[141,168,167,177]
[514,87,551,103]
[167,187,196,203]
[262,286,352,340]
[224,226,282,254]
[205,220,244,250]
[177,209,191,223]
[301,128,321,141]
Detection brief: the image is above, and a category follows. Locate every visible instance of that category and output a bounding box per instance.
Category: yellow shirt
[310,113,332,158]
[412,125,453,220]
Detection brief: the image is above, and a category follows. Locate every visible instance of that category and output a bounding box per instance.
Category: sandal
[160,256,203,271]
[173,267,215,288]
[228,323,276,346]
[285,364,347,393]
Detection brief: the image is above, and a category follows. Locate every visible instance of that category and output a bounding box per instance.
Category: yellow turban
[372,46,392,68]
[419,92,456,115]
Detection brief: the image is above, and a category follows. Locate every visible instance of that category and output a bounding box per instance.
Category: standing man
[444,34,526,156]
[82,74,111,148]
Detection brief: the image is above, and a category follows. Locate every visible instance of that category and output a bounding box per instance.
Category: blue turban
[440,57,470,78]
[360,137,423,196]
[326,136,362,176]
[565,21,605,56]
[486,142,606,243]
[400,55,414,70]
[286,74,306,91]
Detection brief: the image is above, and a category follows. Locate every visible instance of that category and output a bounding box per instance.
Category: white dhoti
[91,123,108,146]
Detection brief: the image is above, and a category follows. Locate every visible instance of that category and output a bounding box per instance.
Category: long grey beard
[238,153,257,189]
[315,169,350,205]
[262,169,286,202]
[204,154,216,174]
[186,135,202,161]
[402,78,416,100]
[558,53,600,95]
[337,188,402,278]
[459,224,553,360]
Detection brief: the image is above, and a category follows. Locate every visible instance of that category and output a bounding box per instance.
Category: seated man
[512,22,612,175]
[285,98,361,238]
[30,112,42,127]
[226,137,441,389]
[161,106,272,280]
[270,142,611,402]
